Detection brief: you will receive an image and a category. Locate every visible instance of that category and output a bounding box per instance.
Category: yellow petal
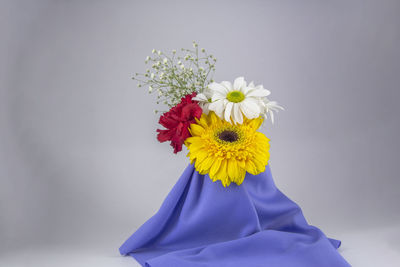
[196,116,209,128]
[237,159,246,169]
[194,150,209,170]
[209,159,222,177]
[235,169,246,185]
[209,111,219,125]
[213,159,227,183]
[190,124,205,136]
[199,157,214,172]
[246,160,257,175]
[227,159,238,181]
[185,136,202,147]
[247,117,263,130]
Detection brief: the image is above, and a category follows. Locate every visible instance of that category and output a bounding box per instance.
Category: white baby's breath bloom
[206,77,282,124]
[135,42,216,108]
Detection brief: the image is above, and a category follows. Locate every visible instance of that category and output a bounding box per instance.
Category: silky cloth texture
[120,164,350,267]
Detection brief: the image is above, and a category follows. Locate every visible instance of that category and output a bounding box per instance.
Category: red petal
[156,92,201,153]
[156,129,175,142]
[159,115,179,129]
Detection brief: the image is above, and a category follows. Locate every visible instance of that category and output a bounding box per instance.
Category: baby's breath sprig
[133,41,217,110]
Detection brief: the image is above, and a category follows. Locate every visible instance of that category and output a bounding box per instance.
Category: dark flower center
[218,130,239,142]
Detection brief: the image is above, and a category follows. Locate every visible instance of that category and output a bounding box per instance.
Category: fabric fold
[120,164,350,267]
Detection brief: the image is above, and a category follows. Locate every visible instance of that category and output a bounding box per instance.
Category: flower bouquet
[119,42,350,267]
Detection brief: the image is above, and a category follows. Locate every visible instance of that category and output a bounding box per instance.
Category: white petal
[209,100,220,113]
[233,103,243,124]
[209,100,225,118]
[212,91,226,102]
[270,110,275,124]
[224,102,233,123]
[242,85,253,95]
[204,90,213,99]
[216,102,226,118]
[240,99,261,119]
[201,103,210,114]
[246,88,271,97]
[208,101,218,110]
[266,100,284,111]
[192,93,208,101]
[208,82,229,95]
[220,81,233,91]
[233,77,246,90]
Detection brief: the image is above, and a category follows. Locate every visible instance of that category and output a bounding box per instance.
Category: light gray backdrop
[1,0,400,266]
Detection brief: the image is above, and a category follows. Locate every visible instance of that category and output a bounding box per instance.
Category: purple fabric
[120,164,350,267]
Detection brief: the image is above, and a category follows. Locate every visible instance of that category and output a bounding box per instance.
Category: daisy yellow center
[226,90,245,103]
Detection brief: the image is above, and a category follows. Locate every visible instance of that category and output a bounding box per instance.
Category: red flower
[157,92,202,153]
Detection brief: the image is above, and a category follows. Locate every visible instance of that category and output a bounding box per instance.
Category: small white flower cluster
[193,77,283,124]
[133,41,217,110]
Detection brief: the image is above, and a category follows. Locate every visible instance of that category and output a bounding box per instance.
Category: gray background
[1,0,400,266]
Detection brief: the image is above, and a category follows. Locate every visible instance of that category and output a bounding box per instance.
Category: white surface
[1,225,399,267]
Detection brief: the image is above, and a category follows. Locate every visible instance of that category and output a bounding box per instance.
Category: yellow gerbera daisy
[185,111,270,187]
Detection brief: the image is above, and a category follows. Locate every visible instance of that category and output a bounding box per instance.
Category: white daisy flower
[206,77,270,124]
[203,77,283,124]
[260,98,284,124]
[192,88,213,114]
[245,81,284,124]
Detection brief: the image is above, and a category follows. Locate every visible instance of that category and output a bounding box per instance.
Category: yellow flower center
[226,90,245,103]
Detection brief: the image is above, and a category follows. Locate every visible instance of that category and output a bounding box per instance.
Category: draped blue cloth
[120,164,350,267]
